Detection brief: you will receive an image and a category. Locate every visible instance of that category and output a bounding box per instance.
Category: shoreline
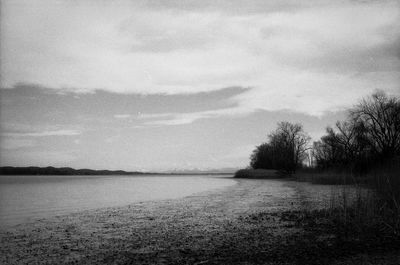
[1,179,398,264]
[0,175,237,228]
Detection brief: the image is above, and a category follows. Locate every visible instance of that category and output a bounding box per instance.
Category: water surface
[0,175,235,227]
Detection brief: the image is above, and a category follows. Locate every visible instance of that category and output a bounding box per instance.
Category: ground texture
[1,179,399,264]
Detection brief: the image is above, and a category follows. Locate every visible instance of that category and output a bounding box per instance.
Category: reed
[294,160,400,243]
[294,168,362,185]
[325,160,400,240]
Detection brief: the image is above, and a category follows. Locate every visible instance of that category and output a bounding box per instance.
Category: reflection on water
[0,175,236,227]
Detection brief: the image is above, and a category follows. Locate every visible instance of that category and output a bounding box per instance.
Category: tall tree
[271,122,311,172]
[313,120,369,170]
[313,91,400,172]
[350,91,400,159]
[250,122,311,173]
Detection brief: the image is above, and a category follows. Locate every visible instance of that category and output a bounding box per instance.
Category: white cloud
[140,107,248,126]
[232,71,381,116]
[1,0,399,116]
[3,130,81,137]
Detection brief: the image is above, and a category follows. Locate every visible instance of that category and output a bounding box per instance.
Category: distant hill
[0,166,146,175]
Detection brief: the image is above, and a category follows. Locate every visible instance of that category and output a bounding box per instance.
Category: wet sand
[1,179,399,264]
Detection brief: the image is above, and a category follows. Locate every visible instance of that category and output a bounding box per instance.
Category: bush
[234,169,280,179]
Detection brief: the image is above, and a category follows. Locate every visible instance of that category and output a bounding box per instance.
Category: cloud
[1,139,36,150]
[140,107,249,126]
[3,130,81,137]
[1,150,78,167]
[231,72,380,116]
[0,85,249,129]
[113,114,131,119]
[137,0,344,15]
[257,5,400,74]
[120,11,223,53]
[1,0,399,117]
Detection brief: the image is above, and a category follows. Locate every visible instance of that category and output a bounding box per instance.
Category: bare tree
[329,120,368,161]
[350,91,400,158]
[269,122,311,173]
[250,122,311,173]
[313,91,400,172]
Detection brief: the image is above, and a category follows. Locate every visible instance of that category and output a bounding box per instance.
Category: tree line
[250,91,400,174]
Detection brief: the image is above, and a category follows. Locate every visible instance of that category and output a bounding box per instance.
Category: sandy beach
[1,179,399,265]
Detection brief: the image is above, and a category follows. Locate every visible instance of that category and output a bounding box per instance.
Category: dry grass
[294,167,367,185]
[298,161,400,243]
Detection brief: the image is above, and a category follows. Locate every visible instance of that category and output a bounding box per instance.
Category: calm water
[0,175,236,227]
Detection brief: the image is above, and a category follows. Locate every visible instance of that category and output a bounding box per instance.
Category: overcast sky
[1,0,399,171]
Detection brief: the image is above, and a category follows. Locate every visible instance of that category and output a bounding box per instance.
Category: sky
[1,0,399,171]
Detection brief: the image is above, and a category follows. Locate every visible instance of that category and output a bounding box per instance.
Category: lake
[0,175,236,227]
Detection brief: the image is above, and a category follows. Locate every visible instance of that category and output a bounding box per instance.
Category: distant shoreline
[0,166,234,176]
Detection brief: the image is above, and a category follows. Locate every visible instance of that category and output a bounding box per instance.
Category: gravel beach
[1,178,399,265]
